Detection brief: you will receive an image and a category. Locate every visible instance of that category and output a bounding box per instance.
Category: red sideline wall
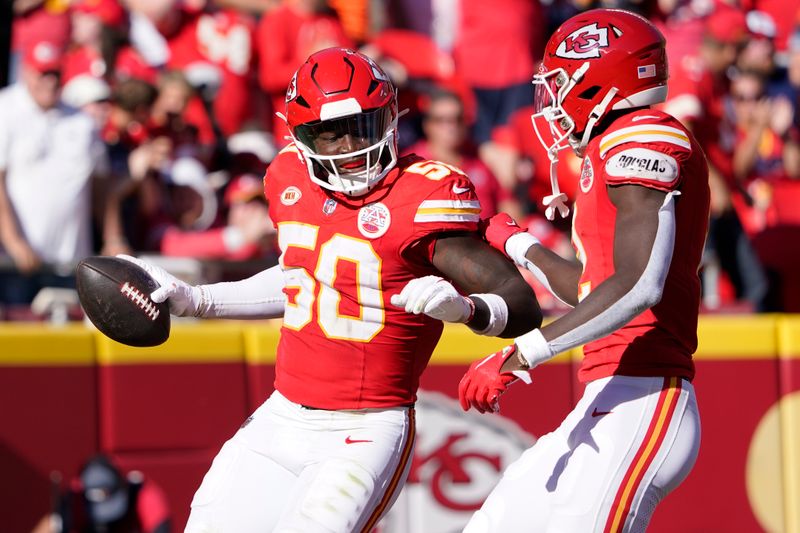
[1,317,799,532]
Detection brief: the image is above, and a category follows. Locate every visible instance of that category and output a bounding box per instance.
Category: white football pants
[464,375,700,533]
[185,390,415,533]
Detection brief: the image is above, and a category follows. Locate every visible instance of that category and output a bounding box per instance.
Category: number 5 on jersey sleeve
[406,160,466,180]
[278,222,385,342]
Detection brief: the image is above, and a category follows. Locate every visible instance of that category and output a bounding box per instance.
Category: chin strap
[576,87,618,154]
[542,150,570,221]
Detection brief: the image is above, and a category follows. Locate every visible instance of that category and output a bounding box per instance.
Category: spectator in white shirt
[0,41,109,306]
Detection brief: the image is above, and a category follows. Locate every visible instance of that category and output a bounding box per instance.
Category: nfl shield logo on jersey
[323,198,338,215]
[358,202,391,238]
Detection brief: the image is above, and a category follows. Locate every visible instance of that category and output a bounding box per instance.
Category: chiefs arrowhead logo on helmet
[285,72,297,102]
[555,23,611,59]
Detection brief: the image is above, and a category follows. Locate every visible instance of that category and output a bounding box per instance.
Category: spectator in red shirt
[124,0,257,137]
[729,69,800,236]
[256,0,352,143]
[452,0,544,175]
[147,70,214,158]
[731,70,800,186]
[160,173,277,260]
[663,6,770,311]
[404,88,517,219]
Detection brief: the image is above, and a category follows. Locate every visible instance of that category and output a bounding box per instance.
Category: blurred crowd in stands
[2,0,800,322]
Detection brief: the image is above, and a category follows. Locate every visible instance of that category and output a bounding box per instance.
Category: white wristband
[515,328,555,369]
[505,232,540,269]
[467,293,508,337]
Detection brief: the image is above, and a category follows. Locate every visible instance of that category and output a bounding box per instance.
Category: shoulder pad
[599,112,691,159]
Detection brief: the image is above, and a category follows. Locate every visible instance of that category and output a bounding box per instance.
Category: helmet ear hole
[577,86,601,100]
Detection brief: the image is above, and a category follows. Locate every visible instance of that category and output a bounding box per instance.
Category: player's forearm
[0,170,22,245]
[198,265,286,319]
[515,191,677,369]
[733,128,764,182]
[433,233,542,337]
[468,277,542,338]
[523,244,582,306]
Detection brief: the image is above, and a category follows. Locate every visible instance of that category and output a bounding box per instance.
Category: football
[76,256,170,347]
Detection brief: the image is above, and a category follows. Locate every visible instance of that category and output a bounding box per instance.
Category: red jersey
[264,149,481,409]
[453,0,543,88]
[572,109,710,382]
[167,10,256,136]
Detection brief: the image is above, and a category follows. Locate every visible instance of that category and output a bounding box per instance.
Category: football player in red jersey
[120,47,540,532]
[457,10,709,532]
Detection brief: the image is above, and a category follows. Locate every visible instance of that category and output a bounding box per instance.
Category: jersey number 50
[278,222,384,342]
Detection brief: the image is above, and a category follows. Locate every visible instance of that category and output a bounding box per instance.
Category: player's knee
[299,459,376,532]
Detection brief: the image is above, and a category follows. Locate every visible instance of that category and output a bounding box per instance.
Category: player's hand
[458,345,532,413]
[390,275,473,323]
[116,255,203,317]
[479,213,540,268]
[6,237,42,274]
[478,213,526,256]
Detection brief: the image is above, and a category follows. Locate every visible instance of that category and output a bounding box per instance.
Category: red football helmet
[531,9,668,218]
[283,48,399,196]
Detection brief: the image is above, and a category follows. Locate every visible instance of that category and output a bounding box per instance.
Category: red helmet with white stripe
[533,9,668,157]
[283,48,399,196]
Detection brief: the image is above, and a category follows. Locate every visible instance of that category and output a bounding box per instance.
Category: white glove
[116,254,204,317]
[390,275,473,323]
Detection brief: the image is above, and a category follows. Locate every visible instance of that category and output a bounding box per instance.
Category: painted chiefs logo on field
[280,186,302,205]
[357,202,391,238]
[383,391,535,531]
[556,23,610,59]
[286,72,297,102]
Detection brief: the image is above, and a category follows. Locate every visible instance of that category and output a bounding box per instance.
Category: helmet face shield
[531,68,575,159]
[533,70,561,114]
[292,105,398,196]
[295,107,392,155]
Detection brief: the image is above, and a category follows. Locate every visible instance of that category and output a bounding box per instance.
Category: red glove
[458,345,531,414]
[478,213,526,257]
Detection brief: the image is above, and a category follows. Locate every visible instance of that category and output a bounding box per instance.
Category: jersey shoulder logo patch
[580,157,594,193]
[280,186,302,205]
[358,202,391,239]
[605,147,678,183]
[556,23,610,59]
